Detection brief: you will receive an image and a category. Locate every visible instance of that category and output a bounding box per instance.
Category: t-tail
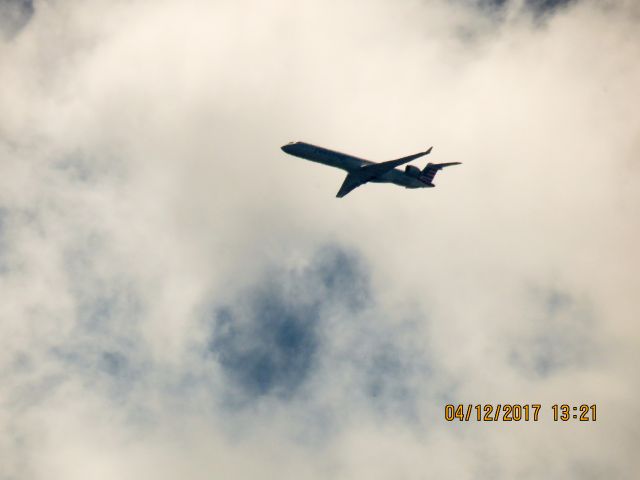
[419,161,461,186]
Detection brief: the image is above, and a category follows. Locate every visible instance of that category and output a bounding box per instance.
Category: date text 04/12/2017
[444,404,597,422]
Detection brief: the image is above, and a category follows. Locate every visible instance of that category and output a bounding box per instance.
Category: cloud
[208,245,367,400]
[506,287,599,377]
[0,0,33,40]
[476,0,575,15]
[202,244,429,441]
[0,0,639,478]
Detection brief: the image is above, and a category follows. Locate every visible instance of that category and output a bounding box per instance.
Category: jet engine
[404,165,422,178]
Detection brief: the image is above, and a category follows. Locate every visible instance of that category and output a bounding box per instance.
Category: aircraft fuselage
[281,142,432,189]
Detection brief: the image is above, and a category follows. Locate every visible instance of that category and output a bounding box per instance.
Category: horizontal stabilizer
[421,161,461,184]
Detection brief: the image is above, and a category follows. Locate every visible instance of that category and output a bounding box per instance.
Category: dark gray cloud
[358,342,426,420]
[21,233,152,401]
[208,245,370,400]
[525,0,575,13]
[211,303,319,399]
[508,288,598,377]
[0,208,8,273]
[63,233,144,335]
[0,0,33,40]
[475,0,575,15]
[204,243,431,437]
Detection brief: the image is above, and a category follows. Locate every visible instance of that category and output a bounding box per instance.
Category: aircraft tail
[421,162,462,185]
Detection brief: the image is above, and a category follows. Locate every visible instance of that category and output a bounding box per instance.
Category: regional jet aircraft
[281,141,461,198]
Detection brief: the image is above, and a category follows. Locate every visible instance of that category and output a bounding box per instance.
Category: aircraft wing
[336,173,366,198]
[357,147,432,181]
[336,147,433,197]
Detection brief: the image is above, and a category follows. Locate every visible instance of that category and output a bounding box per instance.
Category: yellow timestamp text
[444,404,597,422]
[551,404,597,421]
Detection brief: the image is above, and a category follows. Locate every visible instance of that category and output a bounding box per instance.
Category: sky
[1,0,639,478]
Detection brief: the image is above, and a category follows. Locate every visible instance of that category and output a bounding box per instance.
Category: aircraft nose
[281,142,297,153]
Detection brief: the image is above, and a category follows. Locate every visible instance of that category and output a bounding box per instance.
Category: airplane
[281,141,461,198]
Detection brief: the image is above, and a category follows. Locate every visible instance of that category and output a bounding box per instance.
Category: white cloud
[1,0,639,478]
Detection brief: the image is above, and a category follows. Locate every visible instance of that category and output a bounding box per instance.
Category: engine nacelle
[404,165,422,178]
